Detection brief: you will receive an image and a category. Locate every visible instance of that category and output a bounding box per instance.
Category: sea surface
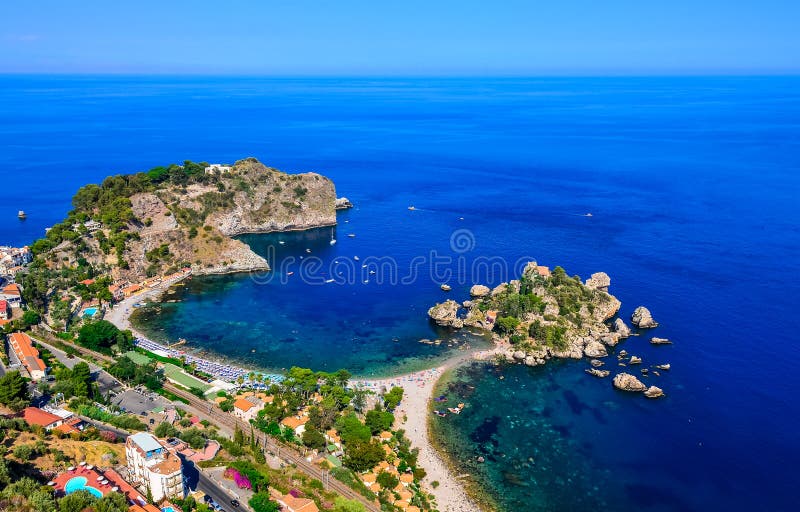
[1,75,799,511]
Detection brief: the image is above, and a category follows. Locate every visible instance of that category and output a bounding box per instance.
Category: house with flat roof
[8,332,47,380]
[125,432,183,502]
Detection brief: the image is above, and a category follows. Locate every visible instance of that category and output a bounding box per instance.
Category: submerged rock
[631,306,659,328]
[644,386,665,399]
[440,283,452,291]
[613,373,647,392]
[650,337,672,345]
[586,368,610,378]
[655,363,671,371]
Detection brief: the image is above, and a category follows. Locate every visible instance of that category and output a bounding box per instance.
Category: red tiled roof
[9,332,46,375]
[0,300,7,311]
[22,407,62,428]
[2,283,21,296]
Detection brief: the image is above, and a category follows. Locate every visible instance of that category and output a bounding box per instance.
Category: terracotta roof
[54,416,83,435]
[535,265,551,277]
[0,300,7,311]
[79,279,95,285]
[361,472,377,483]
[22,407,62,428]
[9,332,46,375]
[233,398,255,412]
[379,431,392,440]
[400,473,414,483]
[2,284,21,295]
[281,415,309,429]
[281,494,319,512]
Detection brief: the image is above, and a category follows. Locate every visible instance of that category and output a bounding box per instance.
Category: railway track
[42,336,379,511]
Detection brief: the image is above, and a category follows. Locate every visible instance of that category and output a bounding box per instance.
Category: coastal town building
[270,489,320,512]
[125,432,184,502]
[0,246,32,276]
[8,332,47,380]
[204,164,232,174]
[0,300,8,320]
[281,414,310,436]
[21,407,84,434]
[232,395,264,422]
[0,283,22,306]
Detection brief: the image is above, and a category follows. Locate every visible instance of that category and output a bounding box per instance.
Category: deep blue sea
[1,76,799,511]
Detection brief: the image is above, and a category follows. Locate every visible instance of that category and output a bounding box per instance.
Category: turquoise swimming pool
[64,476,103,498]
[82,307,98,317]
[162,507,177,512]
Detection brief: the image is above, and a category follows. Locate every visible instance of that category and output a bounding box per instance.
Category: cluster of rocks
[613,373,664,399]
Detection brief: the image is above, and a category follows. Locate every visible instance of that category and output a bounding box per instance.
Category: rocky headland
[23,157,344,315]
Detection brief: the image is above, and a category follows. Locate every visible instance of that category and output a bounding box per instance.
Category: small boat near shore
[17,210,27,219]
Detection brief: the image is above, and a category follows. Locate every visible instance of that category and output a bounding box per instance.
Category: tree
[343,440,384,472]
[333,497,366,512]
[94,492,130,512]
[376,471,399,491]
[383,386,404,411]
[302,427,327,451]
[21,310,41,328]
[495,316,520,335]
[0,371,30,411]
[58,490,97,512]
[155,421,178,438]
[248,492,280,512]
[335,413,371,445]
[365,407,394,436]
[70,362,92,398]
[77,320,132,353]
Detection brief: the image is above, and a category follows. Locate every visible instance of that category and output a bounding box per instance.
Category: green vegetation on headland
[429,262,624,362]
[17,157,337,327]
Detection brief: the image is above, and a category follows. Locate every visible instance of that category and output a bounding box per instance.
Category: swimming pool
[162,508,177,512]
[64,476,103,498]
[82,307,98,317]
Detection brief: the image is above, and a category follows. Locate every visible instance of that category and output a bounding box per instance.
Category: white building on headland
[0,246,32,275]
[125,432,184,502]
[204,164,232,175]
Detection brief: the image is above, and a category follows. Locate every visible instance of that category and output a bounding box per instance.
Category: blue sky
[2,0,798,75]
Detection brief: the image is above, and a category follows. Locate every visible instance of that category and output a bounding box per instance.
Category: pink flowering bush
[224,467,252,490]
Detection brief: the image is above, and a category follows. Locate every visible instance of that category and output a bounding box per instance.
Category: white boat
[325,279,335,283]
[354,256,360,261]
[330,239,337,245]
[306,248,311,253]
[348,233,356,238]
[408,206,416,211]
[278,241,285,245]
[17,210,26,219]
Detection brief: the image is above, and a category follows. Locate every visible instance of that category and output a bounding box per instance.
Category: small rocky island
[429,262,668,398]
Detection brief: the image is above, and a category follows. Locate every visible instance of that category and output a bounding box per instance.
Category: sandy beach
[105,273,191,336]
[356,346,505,511]
[107,273,505,510]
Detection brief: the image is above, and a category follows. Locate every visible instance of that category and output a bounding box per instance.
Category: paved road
[182,459,250,512]
[31,336,123,396]
[35,338,379,511]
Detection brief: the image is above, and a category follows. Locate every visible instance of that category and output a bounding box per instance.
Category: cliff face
[119,158,337,281]
[43,158,340,285]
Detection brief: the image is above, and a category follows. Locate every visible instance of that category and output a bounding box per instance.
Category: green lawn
[123,351,153,366]
[162,363,212,391]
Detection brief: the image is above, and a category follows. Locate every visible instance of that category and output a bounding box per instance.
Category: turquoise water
[2,76,799,510]
[63,476,103,498]
[82,307,98,318]
[162,507,177,512]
